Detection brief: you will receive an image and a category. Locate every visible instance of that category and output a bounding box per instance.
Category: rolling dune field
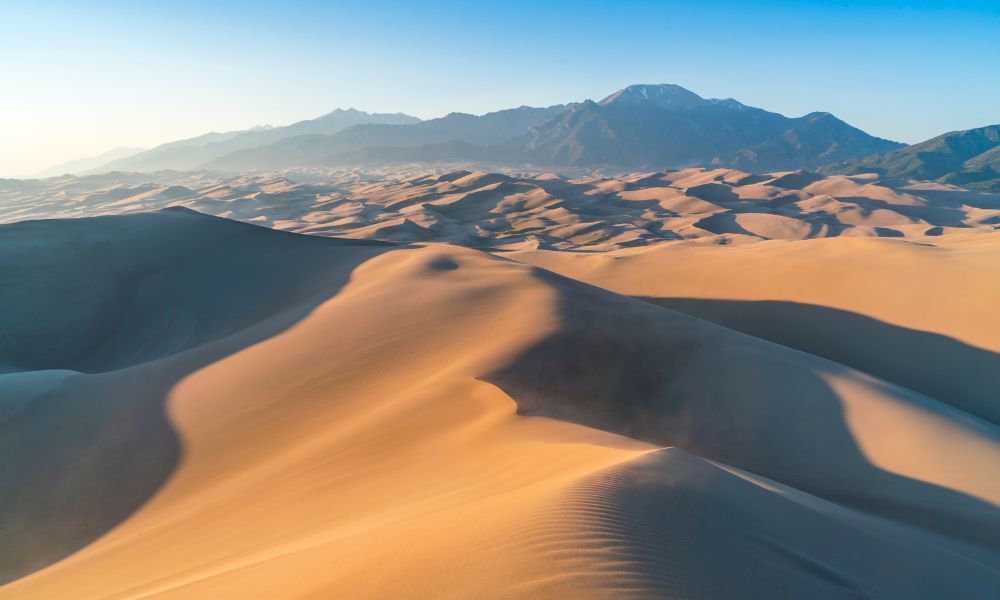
[1,170,998,598]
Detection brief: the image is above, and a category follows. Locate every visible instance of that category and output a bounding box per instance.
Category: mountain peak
[318,108,366,119]
[313,108,421,125]
[708,98,748,110]
[599,84,705,109]
[799,112,856,131]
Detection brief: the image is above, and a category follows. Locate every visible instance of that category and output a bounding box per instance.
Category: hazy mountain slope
[718,112,903,172]
[34,147,145,178]
[833,124,1000,191]
[66,85,903,174]
[86,129,267,173]
[90,109,420,173]
[206,105,567,171]
[206,84,901,171]
[323,140,493,165]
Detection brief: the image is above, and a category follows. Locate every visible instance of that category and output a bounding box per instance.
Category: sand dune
[511,232,1000,424]
[2,207,998,598]
[4,167,999,251]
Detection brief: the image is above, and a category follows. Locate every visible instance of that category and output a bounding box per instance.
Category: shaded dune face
[638,298,1000,426]
[0,208,394,584]
[544,449,999,599]
[510,234,1000,425]
[1,214,652,599]
[484,268,1000,552]
[1,209,998,598]
[0,207,392,373]
[0,367,179,586]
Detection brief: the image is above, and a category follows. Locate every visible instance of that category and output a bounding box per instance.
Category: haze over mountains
[40,83,999,188]
[33,146,146,178]
[46,84,913,176]
[205,104,570,171]
[91,109,420,173]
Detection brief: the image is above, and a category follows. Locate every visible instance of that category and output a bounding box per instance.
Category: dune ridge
[3,167,999,251]
[1,174,998,598]
[511,231,1000,424]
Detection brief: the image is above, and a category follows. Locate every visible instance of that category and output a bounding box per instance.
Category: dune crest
[2,208,998,598]
[4,168,999,251]
[511,231,1000,424]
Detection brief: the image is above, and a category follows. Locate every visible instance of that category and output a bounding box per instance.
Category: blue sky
[2,0,999,176]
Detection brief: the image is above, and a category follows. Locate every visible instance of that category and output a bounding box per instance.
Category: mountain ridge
[86,109,422,174]
[829,124,1000,191]
[35,147,146,178]
[56,84,905,176]
[204,104,569,171]
[209,84,902,172]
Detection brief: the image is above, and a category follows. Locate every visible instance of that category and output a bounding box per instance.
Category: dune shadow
[767,171,825,190]
[692,211,757,237]
[685,183,740,203]
[482,270,1000,556]
[563,447,1000,598]
[0,209,400,585]
[905,186,1000,210]
[837,195,969,227]
[638,298,1000,426]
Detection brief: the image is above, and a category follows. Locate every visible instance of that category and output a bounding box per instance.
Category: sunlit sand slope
[1,209,997,598]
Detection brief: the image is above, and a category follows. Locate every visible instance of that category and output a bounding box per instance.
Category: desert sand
[1,170,999,598]
[4,168,999,249]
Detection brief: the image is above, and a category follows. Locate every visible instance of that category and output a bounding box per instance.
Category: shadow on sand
[484,269,1000,556]
[637,297,1000,426]
[0,208,398,585]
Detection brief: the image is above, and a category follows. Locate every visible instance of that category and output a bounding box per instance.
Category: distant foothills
[35,84,1000,191]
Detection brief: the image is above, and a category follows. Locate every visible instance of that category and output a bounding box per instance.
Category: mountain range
[90,109,420,173]
[40,84,994,183]
[204,104,569,171]
[512,85,903,170]
[190,84,905,172]
[34,146,146,177]
[829,124,1000,192]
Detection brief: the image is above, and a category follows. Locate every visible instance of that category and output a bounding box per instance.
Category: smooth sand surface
[2,178,999,598]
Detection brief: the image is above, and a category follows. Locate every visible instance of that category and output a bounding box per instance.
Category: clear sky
[2,0,999,177]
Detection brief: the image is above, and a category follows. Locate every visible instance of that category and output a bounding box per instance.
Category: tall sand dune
[2,209,997,598]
